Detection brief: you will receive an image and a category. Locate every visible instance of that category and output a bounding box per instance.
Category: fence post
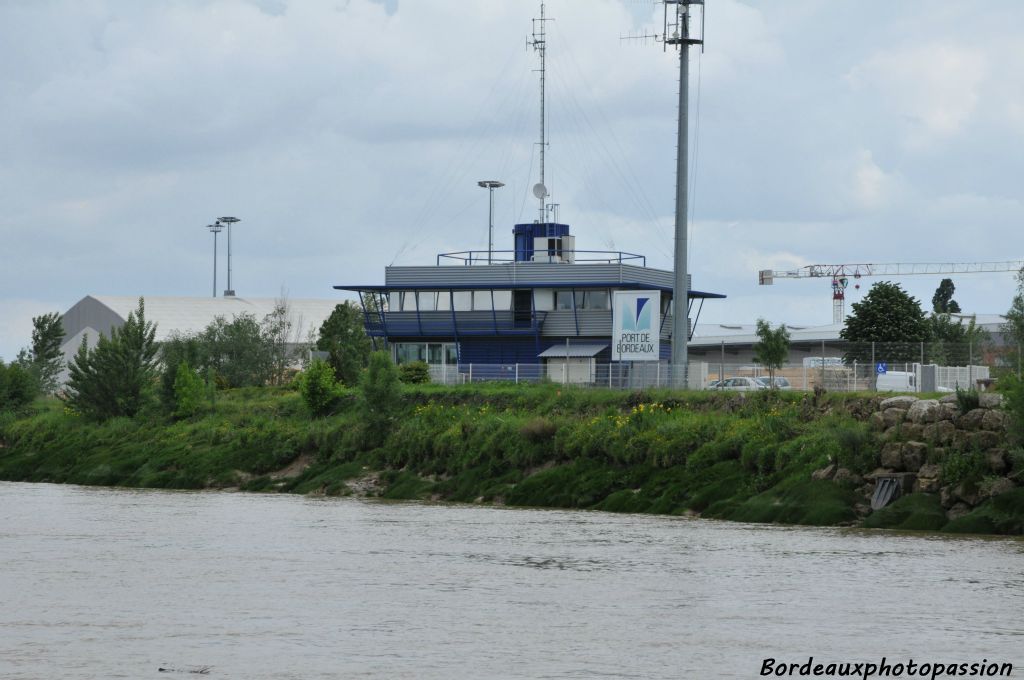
[871,342,876,392]
[821,340,825,388]
[515,363,519,384]
[920,341,924,367]
[469,363,473,383]
[853,360,857,392]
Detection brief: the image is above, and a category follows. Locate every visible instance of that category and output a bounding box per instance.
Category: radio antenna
[529,2,552,223]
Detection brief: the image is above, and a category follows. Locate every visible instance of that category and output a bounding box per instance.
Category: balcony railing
[436,249,646,266]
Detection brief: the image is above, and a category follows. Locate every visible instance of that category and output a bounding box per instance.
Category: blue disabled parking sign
[876,362,888,374]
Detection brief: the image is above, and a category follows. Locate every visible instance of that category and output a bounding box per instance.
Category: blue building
[336,221,725,383]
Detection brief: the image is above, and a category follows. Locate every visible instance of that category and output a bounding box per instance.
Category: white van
[876,370,916,392]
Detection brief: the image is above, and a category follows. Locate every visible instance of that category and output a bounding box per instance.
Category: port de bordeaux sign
[612,291,660,361]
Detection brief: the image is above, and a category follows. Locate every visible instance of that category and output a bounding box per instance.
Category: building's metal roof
[61,295,341,342]
[334,283,726,299]
[538,343,609,358]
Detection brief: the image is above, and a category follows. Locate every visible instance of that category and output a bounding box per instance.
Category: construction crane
[758,260,1024,324]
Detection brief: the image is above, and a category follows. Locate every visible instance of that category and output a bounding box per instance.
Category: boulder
[979,392,1004,409]
[854,503,872,518]
[881,396,918,410]
[938,394,959,405]
[982,409,1007,431]
[865,467,896,481]
[967,430,1002,451]
[946,502,972,521]
[867,412,886,432]
[882,407,908,428]
[953,481,981,507]
[957,409,987,431]
[907,399,942,424]
[901,423,924,441]
[811,464,837,481]
[880,443,904,470]
[901,442,927,472]
[987,477,1017,498]
[915,463,943,493]
[986,449,1008,475]
[922,420,956,446]
[938,403,959,421]
[940,485,956,509]
[833,468,863,486]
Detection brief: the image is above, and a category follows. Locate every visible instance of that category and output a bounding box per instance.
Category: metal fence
[424,341,1009,392]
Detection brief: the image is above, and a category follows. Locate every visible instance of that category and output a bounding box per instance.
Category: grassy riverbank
[1,385,1021,534]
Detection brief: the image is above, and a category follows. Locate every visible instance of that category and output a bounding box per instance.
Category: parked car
[715,377,766,391]
[706,379,722,389]
[755,376,792,390]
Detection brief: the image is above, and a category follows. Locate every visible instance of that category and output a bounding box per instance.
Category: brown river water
[1,482,1021,679]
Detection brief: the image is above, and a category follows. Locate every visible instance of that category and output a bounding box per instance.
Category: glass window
[395,343,426,365]
[533,290,553,311]
[428,344,443,364]
[445,344,459,364]
[584,290,609,310]
[492,290,512,311]
[452,291,472,311]
[555,290,574,310]
[472,291,491,311]
[412,292,427,312]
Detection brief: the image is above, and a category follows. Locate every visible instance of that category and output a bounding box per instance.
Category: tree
[360,351,400,446]
[300,359,340,417]
[159,332,206,410]
[754,319,790,386]
[840,282,930,362]
[199,313,272,388]
[931,278,961,314]
[316,302,372,386]
[0,359,38,413]
[1003,267,1024,356]
[20,312,65,394]
[172,361,206,419]
[63,298,159,420]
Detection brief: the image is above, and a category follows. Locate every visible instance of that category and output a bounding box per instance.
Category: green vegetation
[840,282,930,362]
[398,360,431,384]
[754,319,789,387]
[1,378,1021,535]
[0,360,38,414]
[316,301,372,386]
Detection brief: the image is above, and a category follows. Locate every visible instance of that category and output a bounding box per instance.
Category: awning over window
[538,343,609,358]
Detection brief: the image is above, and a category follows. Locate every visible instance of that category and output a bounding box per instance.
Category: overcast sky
[2,0,1023,360]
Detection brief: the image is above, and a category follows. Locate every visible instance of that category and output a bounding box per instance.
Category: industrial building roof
[61,295,342,343]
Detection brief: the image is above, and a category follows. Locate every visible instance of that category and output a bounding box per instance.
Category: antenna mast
[530,3,552,223]
[664,1,704,386]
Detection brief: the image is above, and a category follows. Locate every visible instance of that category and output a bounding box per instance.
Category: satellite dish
[532,183,549,199]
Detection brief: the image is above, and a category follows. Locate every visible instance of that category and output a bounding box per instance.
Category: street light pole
[206,223,223,297]
[218,216,240,296]
[477,181,504,264]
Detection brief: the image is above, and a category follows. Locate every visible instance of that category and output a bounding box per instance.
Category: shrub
[520,416,557,443]
[955,386,980,412]
[300,359,339,417]
[398,361,431,384]
[173,361,206,419]
[0,360,38,413]
[360,351,401,446]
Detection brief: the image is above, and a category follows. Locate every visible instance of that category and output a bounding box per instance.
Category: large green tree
[199,313,273,388]
[0,359,38,413]
[63,298,159,420]
[840,282,930,362]
[317,302,372,386]
[754,319,790,386]
[931,278,961,314]
[24,312,65,394]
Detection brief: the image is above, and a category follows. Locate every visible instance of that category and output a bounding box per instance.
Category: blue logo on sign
[876,362,888,375]
[621,297,652,331]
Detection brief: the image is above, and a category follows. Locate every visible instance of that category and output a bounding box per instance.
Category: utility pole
[665,1,704,387]
[478,181,505,264]
[206,223,223,297]
[218,216,240,296]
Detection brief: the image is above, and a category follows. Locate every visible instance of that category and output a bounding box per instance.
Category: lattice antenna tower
[528,2,553,223]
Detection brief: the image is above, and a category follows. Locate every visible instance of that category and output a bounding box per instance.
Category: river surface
[1,482,1022,679]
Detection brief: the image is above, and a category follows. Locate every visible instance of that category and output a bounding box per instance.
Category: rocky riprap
[813,392,1020,522]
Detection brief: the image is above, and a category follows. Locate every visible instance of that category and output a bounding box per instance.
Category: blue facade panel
[513,222,570,262]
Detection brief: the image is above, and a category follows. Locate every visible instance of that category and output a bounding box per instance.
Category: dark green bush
[300,359,340,417]
[398,361,431,384]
